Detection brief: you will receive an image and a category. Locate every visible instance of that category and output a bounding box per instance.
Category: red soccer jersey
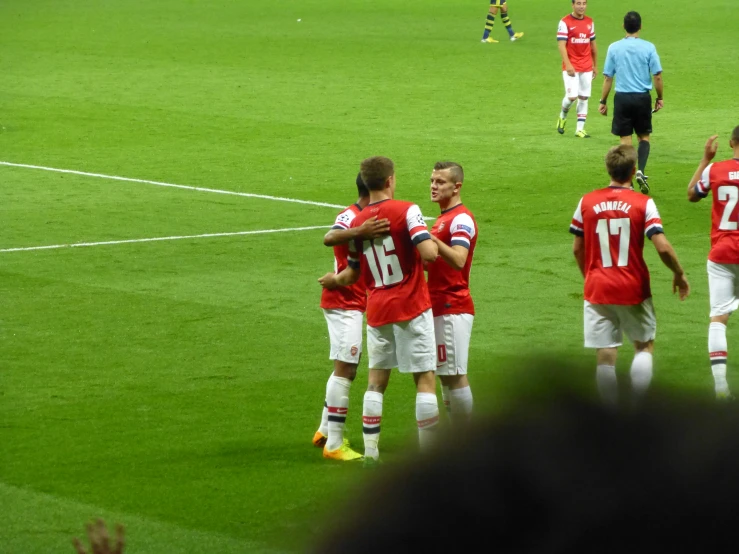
[570,186,663,305]
[347,199,432,327]
[427,204,477,316]
[320,204,367,312]
[557,14,596,73]
[695,159,739,264]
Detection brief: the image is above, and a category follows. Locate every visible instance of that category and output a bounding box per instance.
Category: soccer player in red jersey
[556,0,598,138]
[570,145,689,405]
[427,162,477,422]
[314,174,390,461]
[687,128,739,400]
[319,156,439,466]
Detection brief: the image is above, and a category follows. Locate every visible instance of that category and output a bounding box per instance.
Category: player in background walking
[687,128,739,400]
[599,11,664,193]
[314,174,390,461]
[427,162,477,422]
[556,0,598,139]
[570,145,689,405]
[481,0,524,44]
[319,156,439,467]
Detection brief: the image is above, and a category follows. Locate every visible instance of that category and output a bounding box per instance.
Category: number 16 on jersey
[364,236,403,287]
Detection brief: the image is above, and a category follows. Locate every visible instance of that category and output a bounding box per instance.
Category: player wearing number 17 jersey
[319,156,439,466]
[688,127,739,400]
[570,145,689,406]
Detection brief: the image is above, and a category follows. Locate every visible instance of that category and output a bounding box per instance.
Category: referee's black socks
[637,141,650,173]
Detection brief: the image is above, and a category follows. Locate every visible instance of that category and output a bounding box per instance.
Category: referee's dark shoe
[636,170,650,194]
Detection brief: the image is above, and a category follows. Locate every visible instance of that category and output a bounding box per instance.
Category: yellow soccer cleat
[575,129,591,139]
[510,32,524,42]
[312,431,327,448]
[557,117,566,135]
[323,443,363,462]
[482,37,499,43]
[717,391,736,401]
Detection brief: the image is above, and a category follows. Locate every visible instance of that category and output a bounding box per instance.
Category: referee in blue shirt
[598,11,664,194]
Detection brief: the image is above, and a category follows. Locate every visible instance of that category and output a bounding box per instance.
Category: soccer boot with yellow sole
[510,32,524,42]
[312,431,327,448]
[575,129,591,138]
[323,443,363,462]
[557,117,566,135]
[481,37,499,43]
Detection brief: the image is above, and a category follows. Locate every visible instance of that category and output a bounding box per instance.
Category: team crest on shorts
[351,345,358,356]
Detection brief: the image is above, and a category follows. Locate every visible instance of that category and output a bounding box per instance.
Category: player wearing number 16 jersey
[688,127,739,400]
[570,145,689,406]
[319,156,439,466]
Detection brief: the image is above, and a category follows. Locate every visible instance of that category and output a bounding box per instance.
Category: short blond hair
[605,145,637,183]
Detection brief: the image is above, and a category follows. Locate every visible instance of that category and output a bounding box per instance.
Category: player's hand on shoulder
[358,216,391,240]
[318,272,338,289]
[673,272,690,301]
[703,135,719,162]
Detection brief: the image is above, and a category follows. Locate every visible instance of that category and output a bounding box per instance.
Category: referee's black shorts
[612,92,652,137]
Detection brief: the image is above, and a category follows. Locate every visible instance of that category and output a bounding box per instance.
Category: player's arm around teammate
[427,162,477,422]
[686,129,739,399]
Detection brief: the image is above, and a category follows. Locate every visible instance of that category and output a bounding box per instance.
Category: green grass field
[1,0,737,551]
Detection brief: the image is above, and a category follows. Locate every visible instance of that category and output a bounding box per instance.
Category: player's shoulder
[335,203,361,227]
[451,205,476,225]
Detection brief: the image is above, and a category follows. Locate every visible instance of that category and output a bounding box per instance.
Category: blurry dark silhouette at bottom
[314,373,739,553]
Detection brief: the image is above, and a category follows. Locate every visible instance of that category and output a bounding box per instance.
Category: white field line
[0,161,346,209]
[0,225,328,253]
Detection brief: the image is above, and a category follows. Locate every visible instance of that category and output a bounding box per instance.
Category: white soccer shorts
[323,309,363,364]
[367,309,436,373]
[583,298,656,348]
[707,261,739,317]
[433,314,474,376]
[563,70,593,98]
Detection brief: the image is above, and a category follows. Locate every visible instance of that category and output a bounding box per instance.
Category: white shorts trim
[367,309,436,373]
[707,260,739,317]
[323,309,363,364]
[583,299,656,348]
[433,314,474,376]
[563,71,593,99]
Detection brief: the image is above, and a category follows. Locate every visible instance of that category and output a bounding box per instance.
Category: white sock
[709,322,729,394]
[362,391,383,459]
[560,96,574,119]
[317,373,333,435]
[449,386,473,421]
[576,98,588,132]
[416,392,440,451]
[630,352,653,396]
[326,376,352,451]
[596,365,618,407]
[441,385,451,415]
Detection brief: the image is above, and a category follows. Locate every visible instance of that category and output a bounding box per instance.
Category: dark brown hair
[360,157,395,191]
[433,161,464,184]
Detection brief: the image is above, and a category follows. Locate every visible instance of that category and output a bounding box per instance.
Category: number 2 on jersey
[718,186,739,231]
[595,218,630,268]
[364,236,403,286]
